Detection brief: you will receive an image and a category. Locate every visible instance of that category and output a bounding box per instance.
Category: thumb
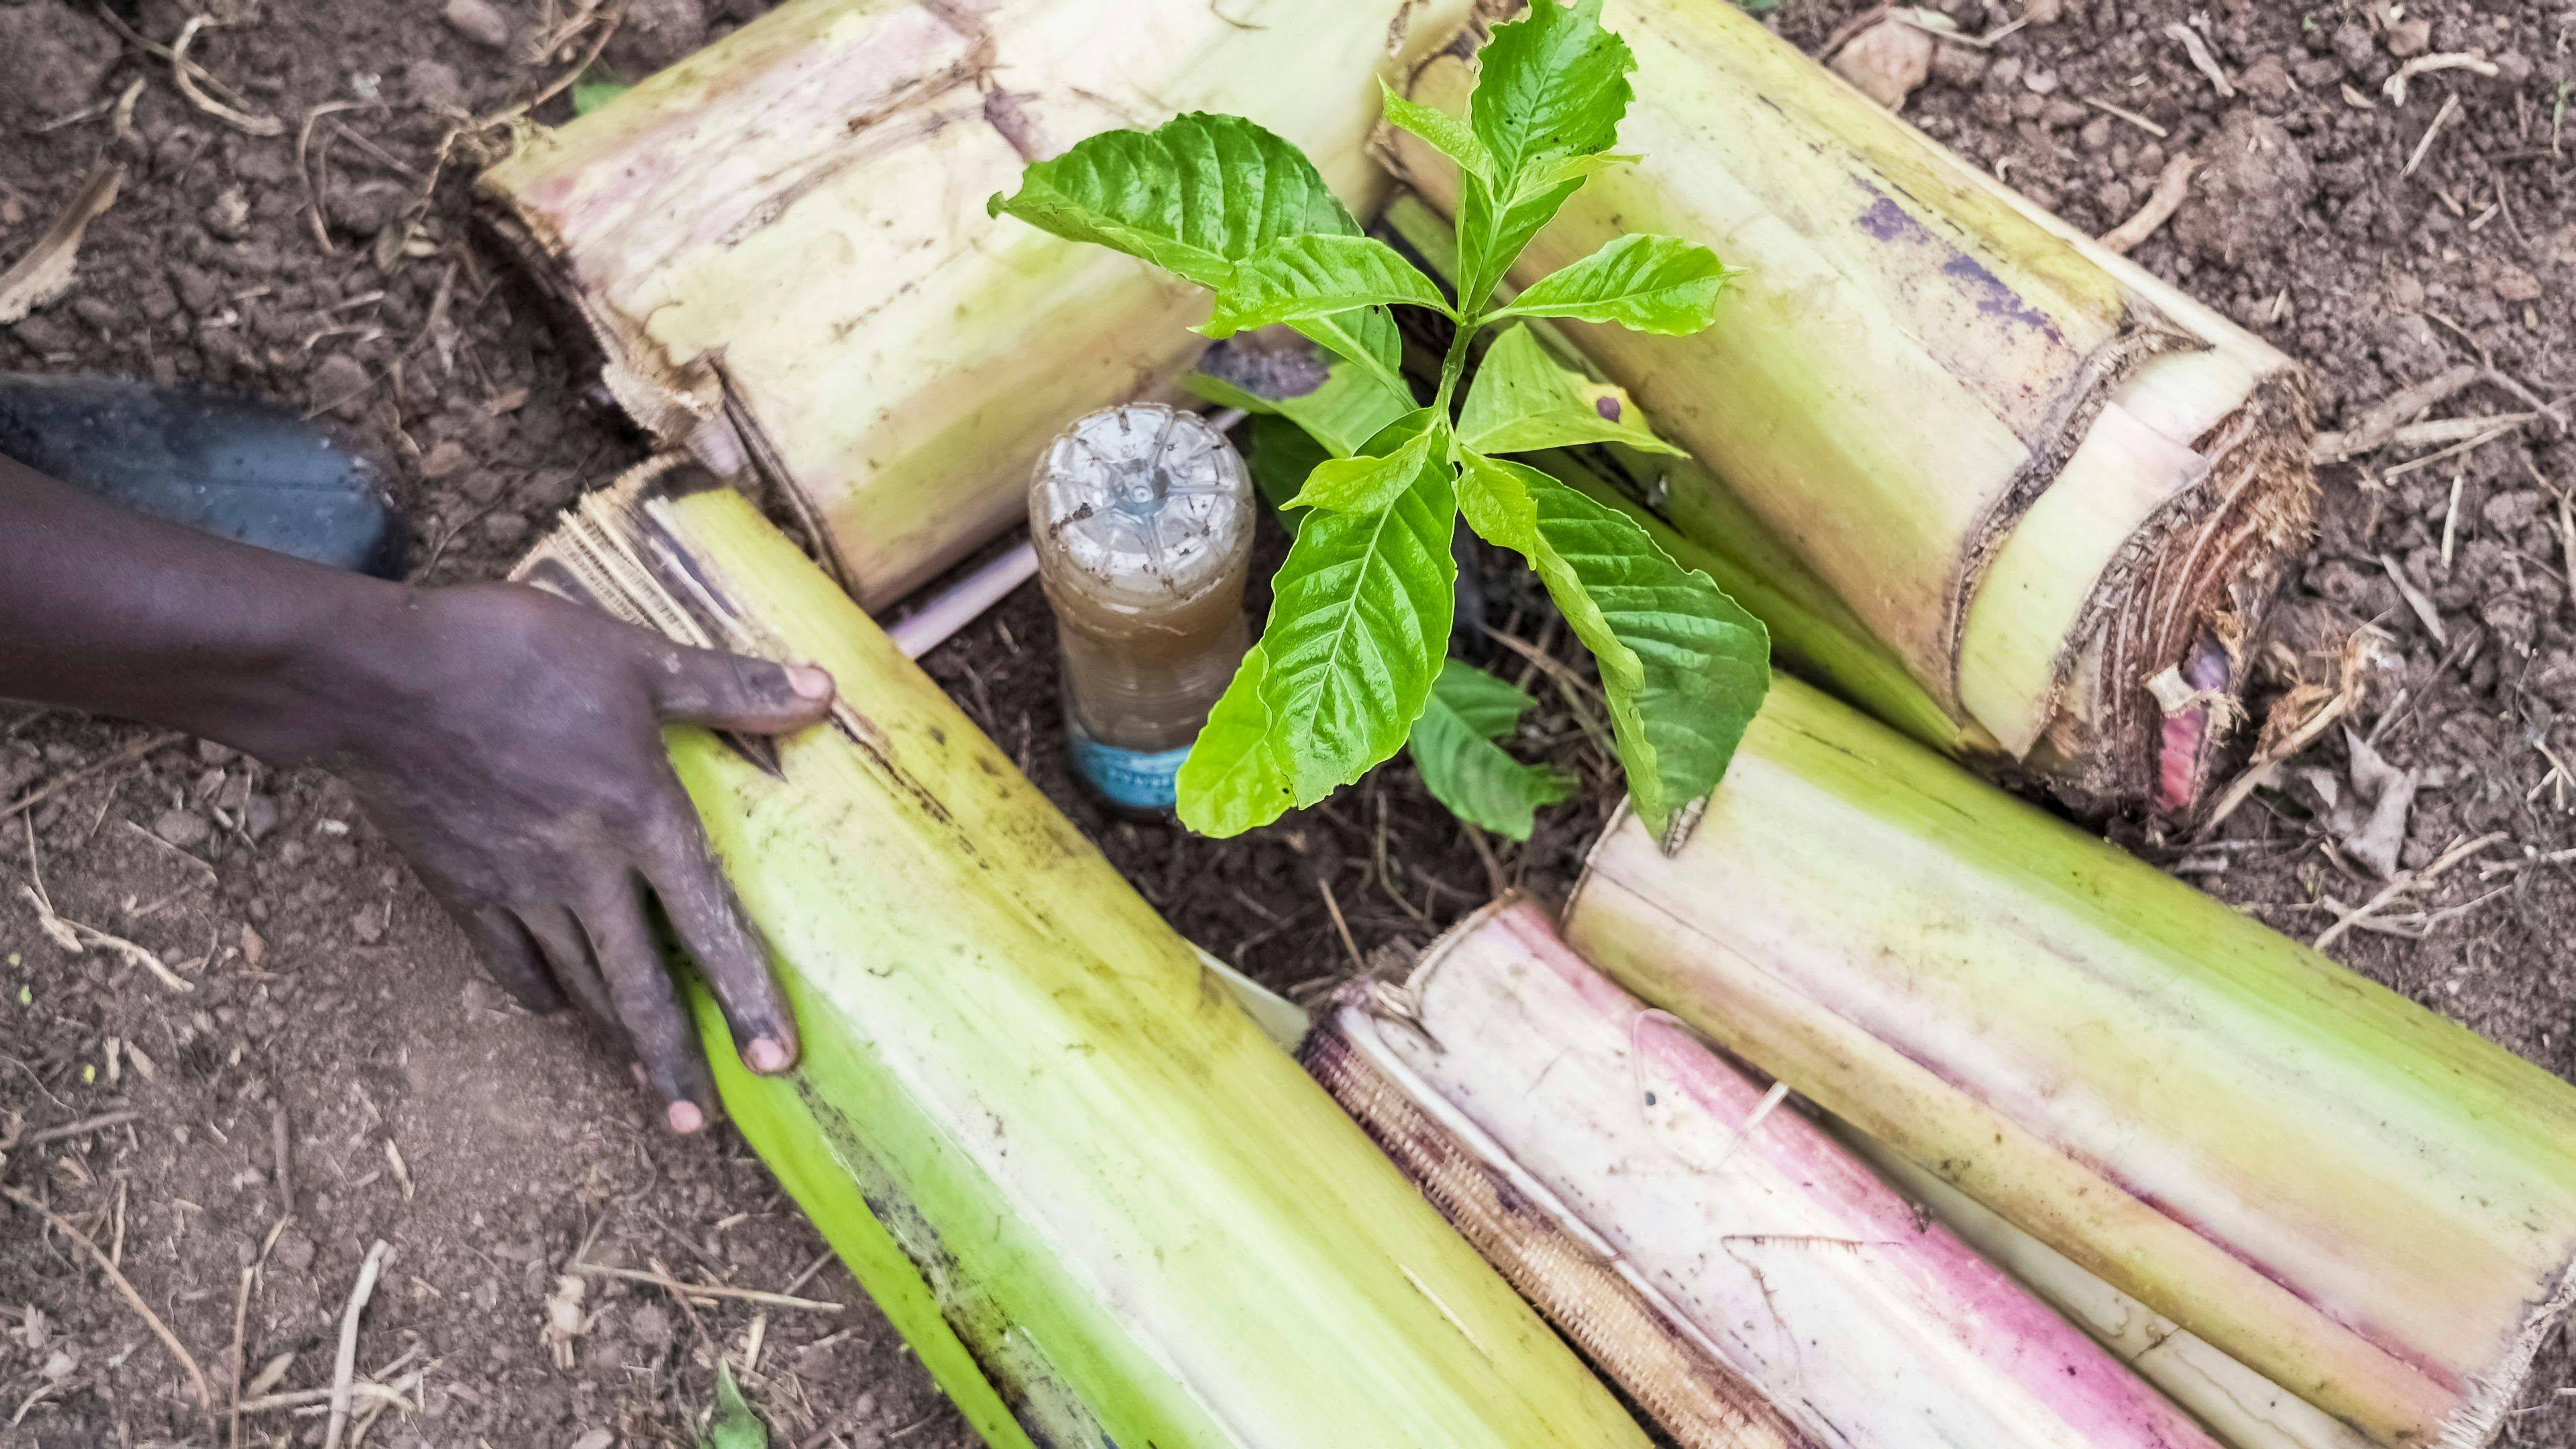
[649,645,835,734]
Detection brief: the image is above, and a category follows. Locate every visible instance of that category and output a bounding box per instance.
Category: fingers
[520,905,631,1058]
[641,808,799,1077]
[579,873,716,1134]
[646,643,834,735]
[455,905,568,1015]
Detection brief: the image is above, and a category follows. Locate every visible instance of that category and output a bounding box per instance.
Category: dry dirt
[3,0,2573,1446]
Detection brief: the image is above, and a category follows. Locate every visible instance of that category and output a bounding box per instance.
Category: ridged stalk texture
[482,0,1470,608]
[1840,1128,2376,1449]
[1309,898,2225,1449]
[514,461,1654,1449]
[1387,0,2316,815]
[1564,676,2576,1449]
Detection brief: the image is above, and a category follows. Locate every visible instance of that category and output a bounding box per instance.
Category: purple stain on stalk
[1856,194,1918,242]
[1942,254,2061,339]
[1595,395,1622,422]
[1856,182,2066,344]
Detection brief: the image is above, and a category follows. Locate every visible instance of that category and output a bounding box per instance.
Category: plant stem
[1432,313,1481,424]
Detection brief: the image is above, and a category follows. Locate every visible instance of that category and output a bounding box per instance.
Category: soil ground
[2,0,2572,1445]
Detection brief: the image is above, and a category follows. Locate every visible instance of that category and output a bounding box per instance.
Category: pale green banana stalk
[1308,897,2231,1449]
[481,0,1472,609]
[1386,0,2315,816]
[1564,676,2576,1449]
[515,461,1654,1449]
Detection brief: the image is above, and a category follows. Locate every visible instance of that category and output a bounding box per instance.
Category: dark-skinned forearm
[0,451,410,765]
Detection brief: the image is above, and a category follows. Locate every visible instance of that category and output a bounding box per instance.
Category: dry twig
[323,1241,391,1449]
[2099,154,2196,254]
[2163,22,2235,97]
[0,164,124,325]
[2377,553,2449,645]
[170,15,286,136]
[1316,875,1366,976]
[227,1265,253,1449]
[2,732,181,820]
[2403,93,2462,178]
[566,1262,846,1313]
[3,1185,212,1410]
[2384,52,2500,108]
[2312,364,2485,462]
[0,1108,138,1152]
[2080,95,2167,138]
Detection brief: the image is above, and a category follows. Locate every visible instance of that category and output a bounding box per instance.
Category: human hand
[284,581,835,1132]
[2,454,828,1132]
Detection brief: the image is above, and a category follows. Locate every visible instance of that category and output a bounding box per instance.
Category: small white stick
[2384,52,2500,107]
[2377,553,2450,645]
[2403,93,2461,178]
[2099,154,2197,254]
[888,540,1038,660]
[2081,95,2168,138]
[2440,467,2466,567]
[2163,22,2235,97]
[323,1241,390,1449]
[567,1262,845,1313]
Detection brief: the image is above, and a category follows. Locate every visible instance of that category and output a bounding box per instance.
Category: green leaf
[1408,659,1574,839]
[1458,453,1768,839]
[1491,233,1733,333]
[1472,0,1634,180]
[1187,327,1413,458]
[1177,645,1296,835]
[1288,305,1412,402]
[1247,414,1331,533]
[1452,168,1582,315]
[988,113,1356,289]
[702,1364,767,1449]
[1260,457,1459,808]
[1379,80,1491,181]
[1451,0,1638,307]
[1523,151,1640,191]
[1177,451,1458,834]
[1456,325,1680,456]
[571,70,631,116]
[1205,235,1454,339]
[1286,409,1444,513]
[1181,369,1280,417]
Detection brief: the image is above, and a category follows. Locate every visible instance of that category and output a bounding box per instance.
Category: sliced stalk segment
[1387,0,2315,813]
[480,0,1470,608]
[1839,1128,2377,1449]
[1309,898,2226,1449]
[1564,676,2576,1449]
[514,462,1654,1449]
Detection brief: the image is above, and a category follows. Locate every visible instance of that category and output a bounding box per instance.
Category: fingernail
[747,1036,789,1073]
[667,1099,705,1134]
[790,665,833,700]
[630,1063,647,1087]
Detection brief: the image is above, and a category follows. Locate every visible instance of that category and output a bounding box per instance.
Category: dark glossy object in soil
[0,372,407,576]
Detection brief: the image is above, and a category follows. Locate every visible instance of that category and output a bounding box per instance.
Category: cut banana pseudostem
[513,460,1655,1449]
[1307,898,2230,1449]
[1386,0,2317,816]
[480,0,1473,608]
[1564,676,2576,1449]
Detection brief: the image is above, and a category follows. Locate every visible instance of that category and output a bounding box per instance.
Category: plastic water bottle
[1030,404,1253,813]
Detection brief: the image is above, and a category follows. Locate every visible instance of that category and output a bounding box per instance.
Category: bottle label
[1067,722,1191,811]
